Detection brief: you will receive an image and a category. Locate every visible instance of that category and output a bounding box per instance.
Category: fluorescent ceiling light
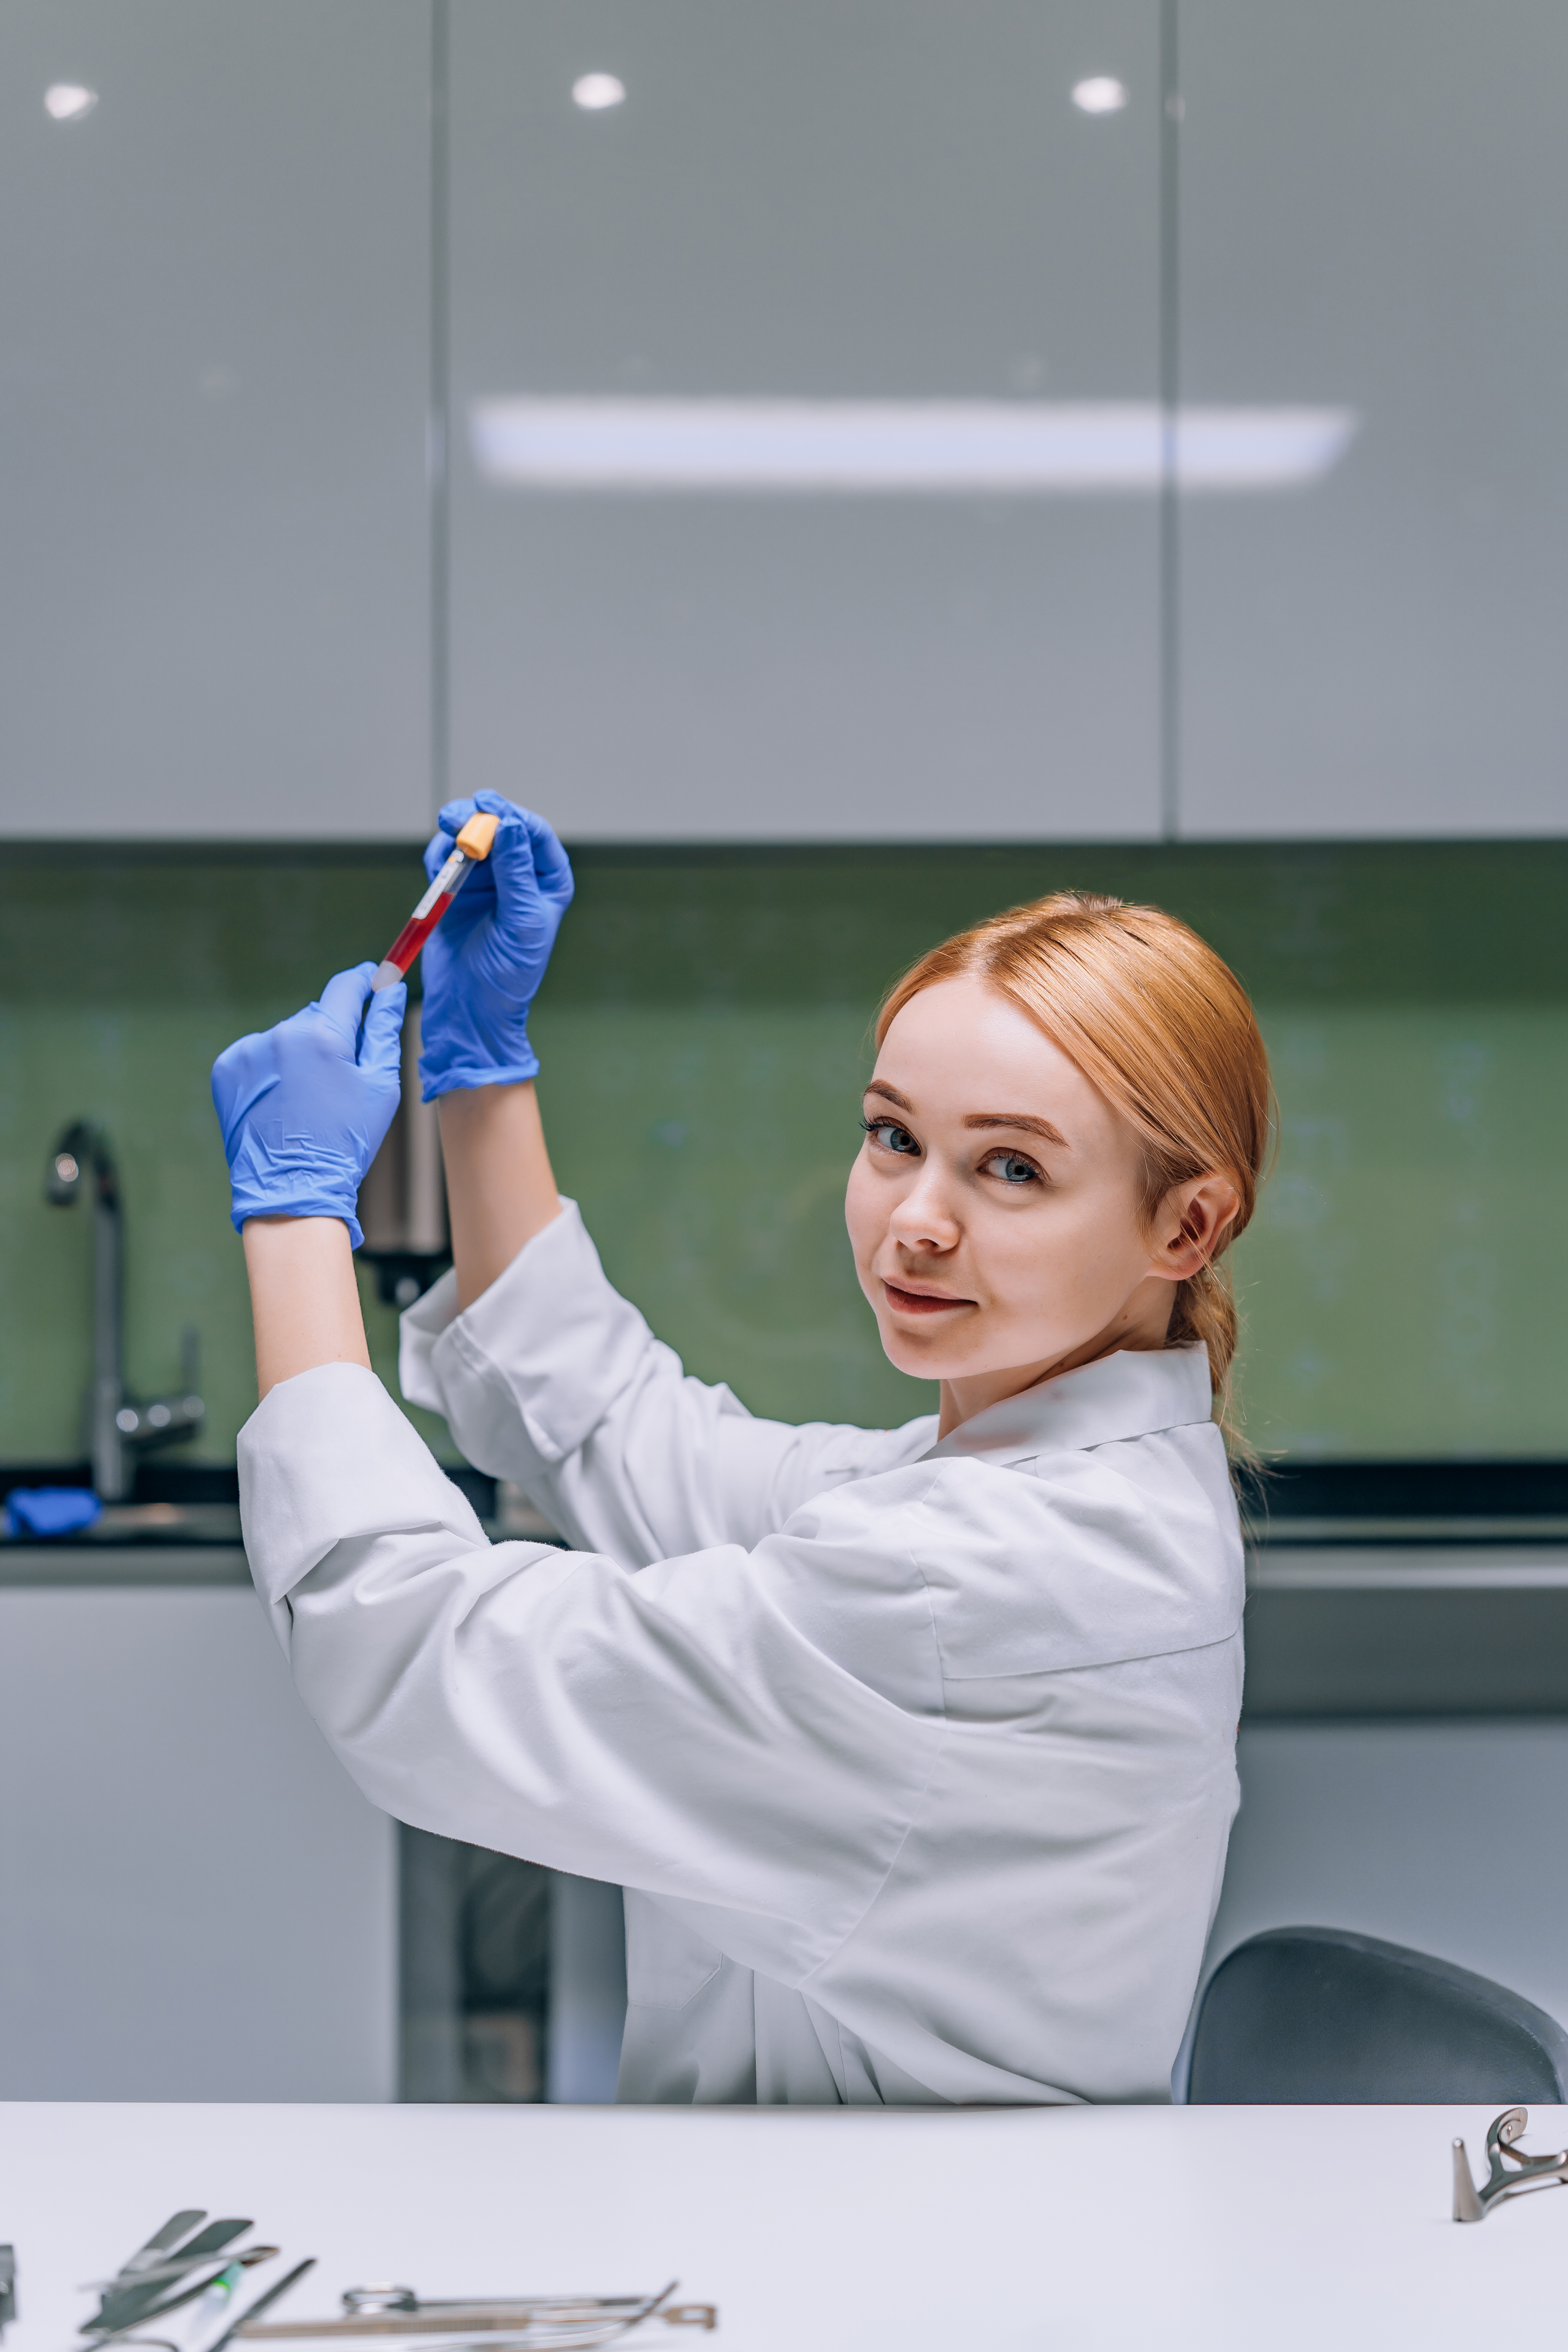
[1072,77,1128,114]
[44,83,97,121]
[470,399,1359,493]
[572,73,626,110]
[1176,408,1358,487]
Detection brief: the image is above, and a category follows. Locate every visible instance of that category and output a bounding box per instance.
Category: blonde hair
[875,891,1274,1438]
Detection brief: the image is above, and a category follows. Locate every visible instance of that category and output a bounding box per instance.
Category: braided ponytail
[1168,1261,1240,1397]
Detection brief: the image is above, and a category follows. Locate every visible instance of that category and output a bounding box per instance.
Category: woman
[216,793,1271,2107]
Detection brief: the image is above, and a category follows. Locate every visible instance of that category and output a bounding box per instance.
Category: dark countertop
[8,1455,1564,1546]
[0,1459,501,1549]
[1241,1455,1568,1533]
[7,1458,1568,1716]
[0,1500,246,1546]
[1236,1460,1568,1717]
[0,1455,249,1581]
[0,1543,253,1587]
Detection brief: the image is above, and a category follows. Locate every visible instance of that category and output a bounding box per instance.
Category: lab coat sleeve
[397,1199,935,1563]
[240,1360,942,1987]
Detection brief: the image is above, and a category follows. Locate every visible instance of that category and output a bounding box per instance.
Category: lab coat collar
[921,1343,1213,1465]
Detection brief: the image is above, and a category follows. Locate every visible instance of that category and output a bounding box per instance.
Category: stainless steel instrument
[1452,2105,1568,2221]
[88,2222,259,2336]
[76,2214,306,2352]
[238,2282,717,2348]
[78,2220,711,2352]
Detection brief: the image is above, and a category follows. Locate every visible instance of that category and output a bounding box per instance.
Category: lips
[882,1279,973,1316]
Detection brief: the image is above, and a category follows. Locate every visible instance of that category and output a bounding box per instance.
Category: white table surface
[2,2100,1564,2352]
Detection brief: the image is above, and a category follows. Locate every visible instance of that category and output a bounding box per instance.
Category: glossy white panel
[449,0,1162,841]
[0,2,430,840]
[0,1586,396,2099]
[1211,1723,1568,2032]
[1180,0,1568,839]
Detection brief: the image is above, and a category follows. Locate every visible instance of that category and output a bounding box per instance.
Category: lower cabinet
[1210,1720,1568,2037]
[0,1568,626,2105]
[0,1579,397,2100]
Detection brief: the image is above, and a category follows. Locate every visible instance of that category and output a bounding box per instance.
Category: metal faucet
[45,1121,205,1502]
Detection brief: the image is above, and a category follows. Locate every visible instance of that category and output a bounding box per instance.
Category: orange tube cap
[454,811,500,859]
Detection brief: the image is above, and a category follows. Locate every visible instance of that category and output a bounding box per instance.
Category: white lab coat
[238,1200,1243,2107]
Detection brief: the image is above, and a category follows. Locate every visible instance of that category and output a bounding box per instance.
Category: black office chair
[1185,1926,1568,2103]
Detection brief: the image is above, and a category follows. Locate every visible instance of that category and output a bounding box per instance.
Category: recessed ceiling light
[44,83,98,122]
[469,397,1361,494]
[572,73,626,112]
[1072,76,1128,115]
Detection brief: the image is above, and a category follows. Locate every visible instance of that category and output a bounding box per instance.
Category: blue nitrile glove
[416,789,574,1101]
[210,963,405,1249]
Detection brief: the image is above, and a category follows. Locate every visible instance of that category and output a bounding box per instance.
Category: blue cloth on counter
[5,1487,102,1537]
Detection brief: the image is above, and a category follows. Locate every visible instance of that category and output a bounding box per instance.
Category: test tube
[372,812,499,991]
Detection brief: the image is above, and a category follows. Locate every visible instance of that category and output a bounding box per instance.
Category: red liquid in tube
[371,814,497,991]
[382,893,457,977]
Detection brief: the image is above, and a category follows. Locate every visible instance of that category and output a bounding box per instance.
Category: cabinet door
[0,2,430,841]
[1179,0,1568,839]
[450,0,1162,842]
[0,1584,395,2100]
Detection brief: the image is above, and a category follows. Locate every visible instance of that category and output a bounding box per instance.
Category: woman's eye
[864,1118,920,1156]
[981,1149,1040,1186]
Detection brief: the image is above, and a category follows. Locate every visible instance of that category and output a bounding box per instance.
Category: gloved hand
[416,789,574,1100]
[211,963,405,1249]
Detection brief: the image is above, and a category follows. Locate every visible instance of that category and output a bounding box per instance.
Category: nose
[886,1158,962,1254]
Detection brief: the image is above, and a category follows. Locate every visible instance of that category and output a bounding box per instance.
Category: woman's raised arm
[244,1217,370,1396]
[211,960,406,1398]
[437,1081,562,1310]
[416,792,575,1306]
[214,791,574,1398]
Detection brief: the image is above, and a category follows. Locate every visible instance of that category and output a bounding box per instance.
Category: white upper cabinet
[448,0,1164,841]
[1178,0,1568,839]
[0,2,430,841]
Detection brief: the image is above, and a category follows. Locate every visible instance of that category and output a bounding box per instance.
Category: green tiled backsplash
[3,840,1565,1467]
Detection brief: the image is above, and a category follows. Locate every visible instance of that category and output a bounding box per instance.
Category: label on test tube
[372,851,467,989]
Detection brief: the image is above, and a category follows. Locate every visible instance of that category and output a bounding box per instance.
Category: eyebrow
[863,1081,1068,1149]
[964,1112,1070,1147]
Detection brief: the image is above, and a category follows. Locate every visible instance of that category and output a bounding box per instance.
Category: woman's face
[843,975,1236,1428]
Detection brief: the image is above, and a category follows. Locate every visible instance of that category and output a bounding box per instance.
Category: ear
[1147,1172,1242,1285]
